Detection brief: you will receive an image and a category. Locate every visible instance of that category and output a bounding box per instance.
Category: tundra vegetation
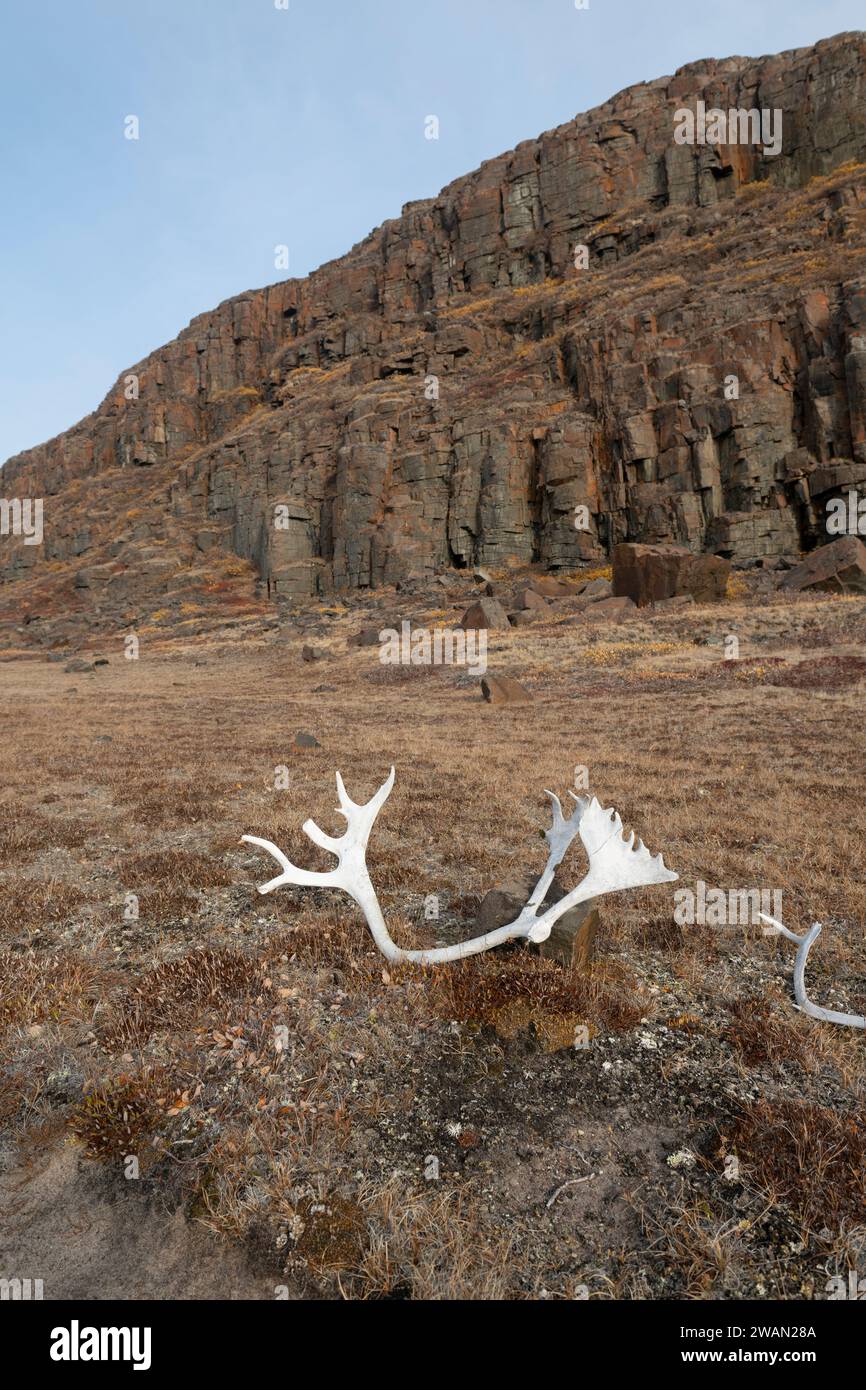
[0,575,864,1300]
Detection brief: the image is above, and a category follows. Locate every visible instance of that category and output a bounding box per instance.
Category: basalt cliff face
[3,32,866,644]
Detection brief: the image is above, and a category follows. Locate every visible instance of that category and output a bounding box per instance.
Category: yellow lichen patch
[632,667,697,682]
[735,179,773,201]
[207,385,261,403]
[557,565,613,585]
[443,296,496,319]
[726,573,748,600]
[582,640,683,667]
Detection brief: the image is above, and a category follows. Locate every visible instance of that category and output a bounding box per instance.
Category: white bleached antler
[759,912,865,1029]
[242,768,677,966]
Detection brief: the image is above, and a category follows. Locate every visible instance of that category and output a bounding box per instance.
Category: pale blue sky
[1,0,862,465]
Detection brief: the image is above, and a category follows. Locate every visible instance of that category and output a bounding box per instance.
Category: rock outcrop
[4,33,866,645]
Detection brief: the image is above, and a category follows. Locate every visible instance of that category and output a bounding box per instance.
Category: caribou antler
[759,912,866,1029]
[242,769,677,965]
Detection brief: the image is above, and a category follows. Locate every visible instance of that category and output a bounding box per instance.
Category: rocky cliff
[3,32,866,644]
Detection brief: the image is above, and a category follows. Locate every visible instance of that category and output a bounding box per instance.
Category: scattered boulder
[508,611,537,627]
[460,597,510,631]
[613,543,730,607]
[471,872,598,970]
[294,731,321,749]
[64,658,94,673]
[651,594,695,612]
[348,627,382,648]
[578,576,613,602]
[301,644,324,663]
[779,535,866,594]
[480,675,531,705]
[518,588,550,612]
[612,544,677,605]
[529,576,571,599]
[582,595,638,623]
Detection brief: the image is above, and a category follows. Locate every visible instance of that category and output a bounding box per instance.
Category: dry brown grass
[640,1197,754,1299]
[428,953,644,1050]
[131,888,203,928]
[0,812,91,865]
[731,1100,866,1231]
[723,997,813,1072]
[349,1180,514,1299]
[69,1068,183,1162]
[124,849,233,891]
[0,948,106,1033]
[102,949,263,1049]
[0,879,89,935]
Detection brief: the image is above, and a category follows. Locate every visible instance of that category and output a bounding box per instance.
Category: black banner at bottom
[4,1296,860,1375]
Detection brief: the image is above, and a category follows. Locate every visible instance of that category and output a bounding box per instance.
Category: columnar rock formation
[3,32,866,638]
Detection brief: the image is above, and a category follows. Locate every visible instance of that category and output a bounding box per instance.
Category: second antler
[242,768,678,965]
[759,912,866,1030]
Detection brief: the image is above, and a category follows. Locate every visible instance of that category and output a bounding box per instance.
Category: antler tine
[334,770,357,815]
[371,764,397,807]
[517,785,590,920]
[543,788,565,832]
[302,818,344,856]
[303,768,397,854]
[543,787,584,845]
[239,833,340,894]
[335,766,394,816]
[243,768,396,897]
[758,910,802,945]
[302,770,361,854]
[574,798,678,889]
